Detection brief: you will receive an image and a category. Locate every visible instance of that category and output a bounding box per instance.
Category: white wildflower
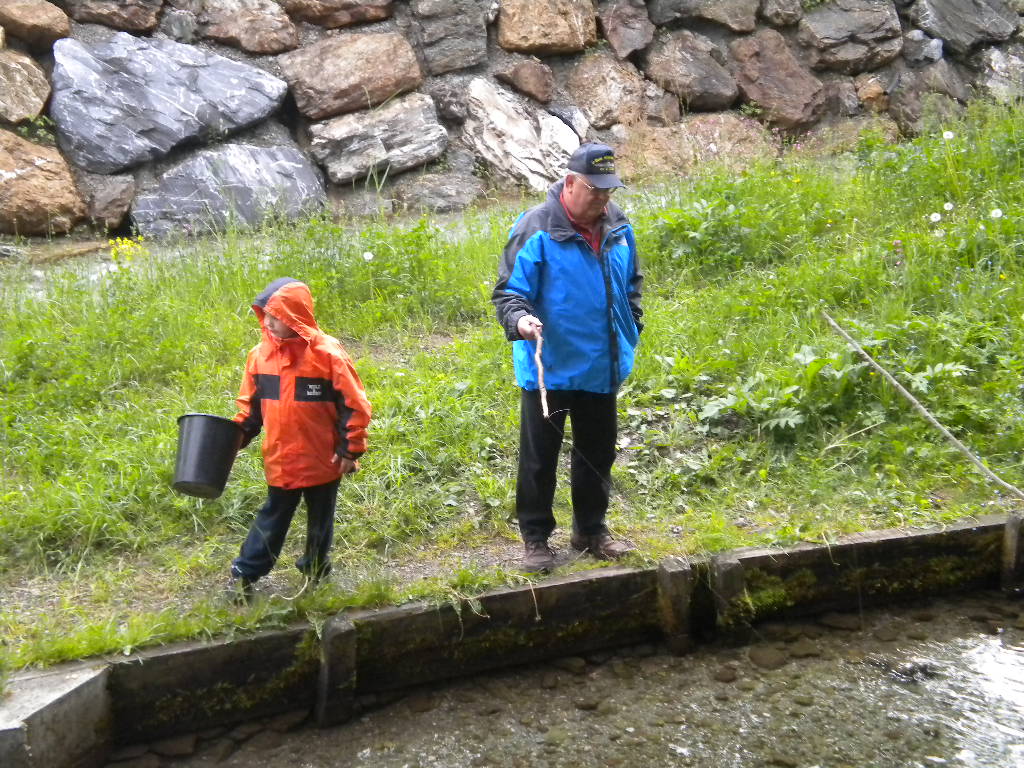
[990,208,1004,219]
[929,212,942,223]
[942,130,955,140]
[362,251,374,261]
[943,202,954,211]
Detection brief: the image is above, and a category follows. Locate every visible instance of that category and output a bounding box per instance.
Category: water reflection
[169,592,1024,768]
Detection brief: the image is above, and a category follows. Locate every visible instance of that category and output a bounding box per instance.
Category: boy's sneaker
[521,540,555,572]
[570,532,634,560]
[225,575,255,605]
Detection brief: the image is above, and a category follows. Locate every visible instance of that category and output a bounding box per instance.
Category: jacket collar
[545,178,629,244]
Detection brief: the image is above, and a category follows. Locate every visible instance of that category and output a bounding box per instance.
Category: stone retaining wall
[2,0,1024,239]
[2,512,1020,767]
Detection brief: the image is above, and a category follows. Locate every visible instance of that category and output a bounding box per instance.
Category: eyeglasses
[572,173,616,196]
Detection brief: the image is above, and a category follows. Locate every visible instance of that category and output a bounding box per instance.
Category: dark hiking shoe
[521,540,555,572]
[570,533,635,560]
[225,575,255,605]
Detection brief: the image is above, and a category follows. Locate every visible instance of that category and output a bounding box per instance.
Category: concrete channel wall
[3,514,1022,767]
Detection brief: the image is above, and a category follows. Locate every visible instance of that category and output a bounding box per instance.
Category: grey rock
[131,143,326,238]
[797,0,903,74]
[50,33,287,174]
[972,43,1024,102]
[647,0,760,32]
[644,81,681,126]
[903,29,944,65]
[887,58,968,133]
[642,29,738,111]
[461,77,579,192]
[907,0,1018,55]
[159,9,200,43]
[822,75,862,116]
[411,0,488,75]
[597,0,655,60]
[761,0,803,27]
[546,105,590,141]
[309,92,448,185]
[427,81,470,122]
[0,49,50,124]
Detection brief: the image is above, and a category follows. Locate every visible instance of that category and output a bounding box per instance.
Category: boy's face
[264,312,298,339]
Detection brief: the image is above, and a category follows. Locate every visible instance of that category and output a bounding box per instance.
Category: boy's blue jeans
[232,478,340,582]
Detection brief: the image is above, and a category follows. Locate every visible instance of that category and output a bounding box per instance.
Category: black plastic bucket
[173,413,244,499]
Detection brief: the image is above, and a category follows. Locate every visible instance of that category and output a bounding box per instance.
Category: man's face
[563,173,613,226]
[264,312,298,339]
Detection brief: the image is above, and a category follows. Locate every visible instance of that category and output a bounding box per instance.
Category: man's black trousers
[517,388,617,543]
[232,478,340,581]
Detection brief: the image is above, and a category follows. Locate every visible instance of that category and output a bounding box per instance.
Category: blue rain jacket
[492,179,643,394]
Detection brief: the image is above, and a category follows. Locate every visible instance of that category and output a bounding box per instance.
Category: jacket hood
[253,277,319,342]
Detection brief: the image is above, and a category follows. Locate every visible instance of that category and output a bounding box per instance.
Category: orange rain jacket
[234,278,371,489]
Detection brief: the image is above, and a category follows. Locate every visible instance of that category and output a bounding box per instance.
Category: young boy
[227,277,371,603]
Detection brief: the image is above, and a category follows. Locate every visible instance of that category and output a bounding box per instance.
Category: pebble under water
[161,591,1024,768]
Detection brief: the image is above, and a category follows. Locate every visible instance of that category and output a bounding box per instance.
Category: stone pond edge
[3,512,1022,767]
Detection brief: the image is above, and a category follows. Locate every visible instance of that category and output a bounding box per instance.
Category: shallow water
[150,592,1024,768]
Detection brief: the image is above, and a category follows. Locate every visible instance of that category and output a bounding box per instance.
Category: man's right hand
[517,315,543,340]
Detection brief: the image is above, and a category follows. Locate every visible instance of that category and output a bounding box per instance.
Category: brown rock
[200,0,299,54]
[618,112,775,178]
[0,130,86,235]
[75,171,135,231]
[65,0,163,33]
[713,665,739,682]
[598,0,655,60]
[818,612,862,631]
[0,49,50,124]
[0,0,69,50]
[729,29,825,130]
[498,0,597,55]
[151,733,197,757]
[495,58,555,103]
[748,645,788,670]
[854,72,888,112]
[282,0,393,28]
[567,50,646,129]
[279,32,422,120]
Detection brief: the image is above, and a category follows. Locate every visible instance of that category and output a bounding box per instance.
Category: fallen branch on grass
[822,310,1024,503]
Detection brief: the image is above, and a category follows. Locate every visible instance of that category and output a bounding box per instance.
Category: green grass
[3,100,1024,680]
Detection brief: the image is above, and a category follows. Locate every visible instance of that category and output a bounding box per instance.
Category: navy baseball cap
[567,142,624,189]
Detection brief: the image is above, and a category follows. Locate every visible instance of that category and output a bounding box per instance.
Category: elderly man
[492,143,644,572]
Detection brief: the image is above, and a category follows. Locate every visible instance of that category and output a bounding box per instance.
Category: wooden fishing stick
[534,334,549,419]
[822,310,1024,502]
